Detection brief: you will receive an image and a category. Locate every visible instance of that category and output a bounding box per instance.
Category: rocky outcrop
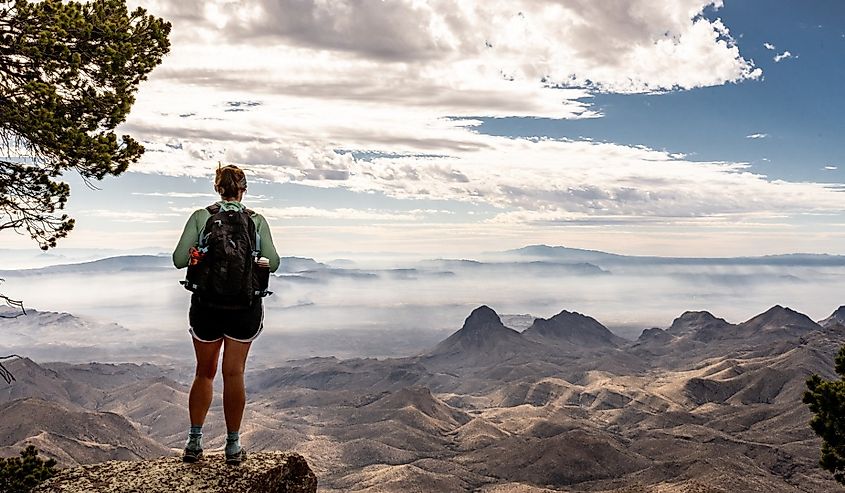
[34,451,317,493]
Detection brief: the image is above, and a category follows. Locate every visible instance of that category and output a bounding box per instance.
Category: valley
[2,302,843,492]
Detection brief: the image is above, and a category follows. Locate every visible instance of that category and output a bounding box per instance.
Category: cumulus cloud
[107,0,845,244]
[825,166,838,171]
[774,50,793,62]
[763,42,776,50]
[135,0,760,95]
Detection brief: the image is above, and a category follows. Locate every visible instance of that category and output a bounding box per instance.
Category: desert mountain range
[1,302,844,492]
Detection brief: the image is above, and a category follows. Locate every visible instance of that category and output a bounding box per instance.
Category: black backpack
[181,203,270,309]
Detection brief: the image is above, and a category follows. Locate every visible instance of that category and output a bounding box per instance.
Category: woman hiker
[172,164,280,464]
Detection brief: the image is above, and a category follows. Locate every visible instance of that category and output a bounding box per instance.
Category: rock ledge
[33,451,317,493]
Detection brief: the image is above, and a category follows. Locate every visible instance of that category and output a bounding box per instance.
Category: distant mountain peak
[755,305,806,321]
[739,305,820,334]
[664,311,735,343]
[464,305,502,328]
[765,304,788,313]
[523,309,619,348]
[444,305,519,343]
[502,244,623,260]
[668,311,729,335]
[820,306,845,328]
[676,310,718,321]
[550,308,586,320]
[546,309,609,331]
[637,327,675,344]
[425,306,533,364]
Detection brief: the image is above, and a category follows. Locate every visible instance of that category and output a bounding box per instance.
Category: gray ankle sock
[225,431,241,455]
[186,425,203,451]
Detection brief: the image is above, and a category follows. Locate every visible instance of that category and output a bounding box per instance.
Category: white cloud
[133,0,760,96]
[131,192,217,198]
[763,42,776,50]
[101,0,845,248]
[167,205,452,222]
[825,166,838,171]
[135,128,845,226]
[258,207,432,222]
[746,133,769,139]
[80,209,182,223]
[774,50,793,62]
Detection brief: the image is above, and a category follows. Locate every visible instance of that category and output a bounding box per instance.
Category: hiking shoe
[182,447,203,463]
[225,448,247,465]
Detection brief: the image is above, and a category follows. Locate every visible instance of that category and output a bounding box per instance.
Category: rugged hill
[736,305,822,337]
[820,305,845,328]
[666,310,732,339]
[522,309,623,348]
[0,356,178,410]
[5,304,845,492]
[0,357,186,465]
[0,398,170,465]
[422,305,547,370]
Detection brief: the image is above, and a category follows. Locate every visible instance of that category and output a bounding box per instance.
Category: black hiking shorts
[188,294,264,343]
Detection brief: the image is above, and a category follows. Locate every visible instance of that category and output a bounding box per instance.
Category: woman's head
[214,164,247,200]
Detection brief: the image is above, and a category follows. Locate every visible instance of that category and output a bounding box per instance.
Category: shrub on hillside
[804,344,845,484]
[0,446,57,493]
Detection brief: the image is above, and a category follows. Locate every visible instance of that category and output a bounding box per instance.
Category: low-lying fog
[1,246,844,367]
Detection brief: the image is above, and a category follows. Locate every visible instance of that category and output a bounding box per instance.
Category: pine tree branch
[0,354,22,384]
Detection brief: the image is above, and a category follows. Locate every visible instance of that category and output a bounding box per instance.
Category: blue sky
[480,0,845,184]
[3,0,845,260]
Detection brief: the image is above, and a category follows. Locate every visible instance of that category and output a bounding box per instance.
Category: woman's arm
[172,210,205,269]
[255,214,281,273]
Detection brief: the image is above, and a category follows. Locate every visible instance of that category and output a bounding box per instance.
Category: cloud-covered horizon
[4,249,845,365]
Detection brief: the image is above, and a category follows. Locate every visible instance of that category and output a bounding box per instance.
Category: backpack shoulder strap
[197,204,221,248]
[243,209,260,252]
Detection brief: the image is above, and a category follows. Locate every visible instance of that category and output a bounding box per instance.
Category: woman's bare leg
[221,337,252,432]
[189,338,223,426]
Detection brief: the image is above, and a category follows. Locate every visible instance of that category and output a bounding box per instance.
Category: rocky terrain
[2,303,845,492]
[34,451,317,493]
